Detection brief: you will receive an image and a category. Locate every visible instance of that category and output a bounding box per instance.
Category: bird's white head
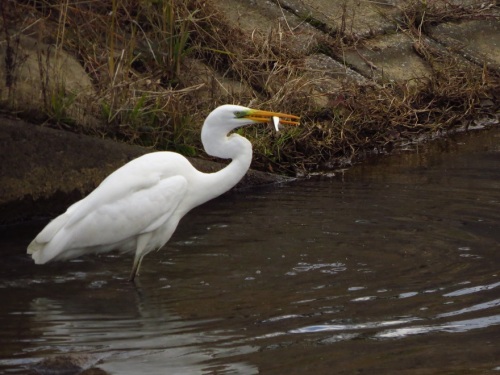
[201,104,300,159]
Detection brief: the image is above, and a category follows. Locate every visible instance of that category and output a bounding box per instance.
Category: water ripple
[436,298,500,318]
[290,317,420,334]
[443,281,500,297]
[376,314,500,338]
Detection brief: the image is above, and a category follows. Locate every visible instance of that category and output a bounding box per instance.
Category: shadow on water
[1,128,499,374]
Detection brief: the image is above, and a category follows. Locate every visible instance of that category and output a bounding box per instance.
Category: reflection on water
[1,128,499,374]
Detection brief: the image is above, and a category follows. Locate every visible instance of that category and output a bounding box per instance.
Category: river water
[1,128,499,374]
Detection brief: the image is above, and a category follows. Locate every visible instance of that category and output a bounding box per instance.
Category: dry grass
[0,0,498,176]
[400,0,498,33]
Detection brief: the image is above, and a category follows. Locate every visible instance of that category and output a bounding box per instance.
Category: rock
[31,353,105,375]
[0,34,98,129]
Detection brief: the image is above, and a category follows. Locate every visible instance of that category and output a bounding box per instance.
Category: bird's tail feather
[27,214,70,263]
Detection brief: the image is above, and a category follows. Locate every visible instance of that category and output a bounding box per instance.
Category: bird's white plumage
[29,153,191,264]
[27,104,299,280]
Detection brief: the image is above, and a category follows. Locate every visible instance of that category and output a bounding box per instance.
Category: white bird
[27,105,300,281]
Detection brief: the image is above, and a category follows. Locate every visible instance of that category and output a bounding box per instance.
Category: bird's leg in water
[129,233,151,282]
[129,254,144,282]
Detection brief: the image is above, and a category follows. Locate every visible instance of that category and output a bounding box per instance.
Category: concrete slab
[279,0,400,38]
[341,32,432,83]
[302,53,371,108]
[214,0,322,55]
[429,18,500,71]
[304,53,369,83]
[179,58,255,104]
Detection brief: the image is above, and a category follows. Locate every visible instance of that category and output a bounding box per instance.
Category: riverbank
[0,0,498,222]
[0,116,290,224]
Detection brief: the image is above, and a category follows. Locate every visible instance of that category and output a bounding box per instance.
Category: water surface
[1,128,499,374]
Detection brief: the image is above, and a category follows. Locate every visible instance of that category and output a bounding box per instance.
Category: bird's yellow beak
[243,109,300,126]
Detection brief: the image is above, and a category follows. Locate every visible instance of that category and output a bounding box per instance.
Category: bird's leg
[129,233,151,282]
[129,254,144,282]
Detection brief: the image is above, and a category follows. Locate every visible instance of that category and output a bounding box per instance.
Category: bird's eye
[234,111,246,118]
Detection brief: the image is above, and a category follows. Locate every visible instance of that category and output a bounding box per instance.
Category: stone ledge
[0,117,289,224]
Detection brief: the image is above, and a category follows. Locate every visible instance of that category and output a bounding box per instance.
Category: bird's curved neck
[201,134,252,199]
[191,133,252,209]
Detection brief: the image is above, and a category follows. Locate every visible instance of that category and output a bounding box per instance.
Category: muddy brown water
[1,128,499,374]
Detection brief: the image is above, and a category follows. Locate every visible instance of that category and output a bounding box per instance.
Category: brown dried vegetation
[0,0,498,175]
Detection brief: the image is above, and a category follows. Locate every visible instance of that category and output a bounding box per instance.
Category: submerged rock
[31,353,107,375]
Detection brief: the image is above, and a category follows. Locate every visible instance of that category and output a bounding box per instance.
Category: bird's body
[28,105,299,280]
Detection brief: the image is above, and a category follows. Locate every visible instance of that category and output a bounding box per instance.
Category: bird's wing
[66,172,161,228]
[63,175,188,249]
[63,152,188,226]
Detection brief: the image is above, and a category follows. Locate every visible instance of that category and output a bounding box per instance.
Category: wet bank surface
[1,127,499,374]
[0,117,288,224]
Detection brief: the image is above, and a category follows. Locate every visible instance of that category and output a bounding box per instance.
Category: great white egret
[27,105,300,281]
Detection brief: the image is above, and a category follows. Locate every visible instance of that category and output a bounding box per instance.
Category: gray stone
[0,34,98,129]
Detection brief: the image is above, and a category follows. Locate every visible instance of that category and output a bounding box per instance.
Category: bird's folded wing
[65,168,164,227]
[60,175,188,249]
